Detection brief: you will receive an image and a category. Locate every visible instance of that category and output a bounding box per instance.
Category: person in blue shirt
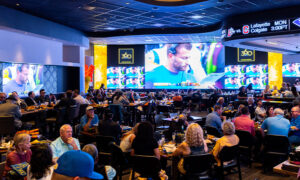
[146,43,197,89]
[205,105,224,134]
[50,124,81,159]
[80,106,99,132]
[261,108,290,137]
[289,106,300,144]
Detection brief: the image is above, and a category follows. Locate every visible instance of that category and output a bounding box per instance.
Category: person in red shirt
[3,133,32,177]
[172,93,183,102]
[233,106,255,136]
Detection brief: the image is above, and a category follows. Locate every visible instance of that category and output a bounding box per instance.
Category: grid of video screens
[107,66,145,89]
[224,64,268,89]
[282,63,300,77]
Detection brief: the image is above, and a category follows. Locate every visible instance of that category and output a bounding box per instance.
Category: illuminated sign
[238,48,255,62]
[118,48,134,64]
[223,18,300,39]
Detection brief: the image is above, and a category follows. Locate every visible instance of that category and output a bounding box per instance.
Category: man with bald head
[261,108,290,137]
[289,106,300,144]
[50,124,80,159]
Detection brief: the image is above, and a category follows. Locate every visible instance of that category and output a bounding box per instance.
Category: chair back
[131,155,161,179]
[235,130,254,147]
[184,153,213,175]
[206,126,221,137]
[196,118,206,128]
[109,142,128,168]
[219,145,239,162]
[96,135,116,153]
[109,104,123,123]
[56,107,67,126]
[0,116,15,135]
[264,135,290,154]
[67,104,79,125]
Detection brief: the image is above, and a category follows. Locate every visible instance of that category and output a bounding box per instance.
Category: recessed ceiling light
[145,39,153,42]
[126,2,130,4]
[151,15,155,18]
[190,15,203,19]
[117,41,124,43]
[16,3,20,6]
[202,12,206,15]
[200,5,203,6]
[153,23,164,27]
[83,6,96,11]
[105,27,117,30]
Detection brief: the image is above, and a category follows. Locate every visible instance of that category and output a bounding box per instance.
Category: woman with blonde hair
[3,133,32,177]
[120,123,139,153]
[174,123,208,174]
[174,123,208,157]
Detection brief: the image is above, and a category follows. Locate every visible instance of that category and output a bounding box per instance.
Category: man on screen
[146,43,197,89]
[3,64,29,95]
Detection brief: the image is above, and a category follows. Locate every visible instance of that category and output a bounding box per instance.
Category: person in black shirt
[237,86,247,99]
[54,90,76,109]
[131,121,160,159]
[98,109,122,143]
[35,89,49,104]
[25,91,38,106]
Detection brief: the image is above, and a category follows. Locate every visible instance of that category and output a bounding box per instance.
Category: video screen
[3,63,44,96]
[145,43,225,89]
[282,63,300,77]
[224,64,268,89]
[107,66,145,89]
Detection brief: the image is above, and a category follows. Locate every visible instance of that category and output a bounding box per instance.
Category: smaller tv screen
[282,63,300,77]
[245,64,268,77]
[224,65,246,77]
[3,63,43,96]
[107,66,145,89]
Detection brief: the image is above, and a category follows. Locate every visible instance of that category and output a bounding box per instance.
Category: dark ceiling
[0,0,300,37]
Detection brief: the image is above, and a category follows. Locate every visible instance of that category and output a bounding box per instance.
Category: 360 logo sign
[238,48,255,62]
[118,48,134,64]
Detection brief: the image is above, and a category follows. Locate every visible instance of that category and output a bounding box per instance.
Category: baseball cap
[86,106,94,111]
[55,150,103,179]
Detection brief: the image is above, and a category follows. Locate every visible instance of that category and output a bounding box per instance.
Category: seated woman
[3,133,32,177]
[27,143,54,180]
[215,97,226,110]
[120,123,139,153]
[211,122,239,166]
[131,121,160,159]
[266,106,275,118]
[112,91,129,106]
[174,123,208,174]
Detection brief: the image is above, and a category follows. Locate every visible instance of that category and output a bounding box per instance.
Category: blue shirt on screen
[291,115,300,136]
[79,114,99,132]
[206,112,222,133]
[145,65,196,89]
[261,115,290,137]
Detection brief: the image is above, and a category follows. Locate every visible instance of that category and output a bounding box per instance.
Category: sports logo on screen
[238,48,255,62]
[118,48,134,64]
[293,18,300,28]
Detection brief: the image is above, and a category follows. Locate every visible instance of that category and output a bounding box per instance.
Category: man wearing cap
[51,124,80,159]
[51,150,103,180]
[79,106,99,132]
[0,95,22,129]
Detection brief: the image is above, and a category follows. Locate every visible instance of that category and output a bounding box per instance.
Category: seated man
[74,89,87,105]
[289,106,300,144]
[206,105,224,134]
[51,150,103,180]
[255,99,266,122]
[233,107,255,136]
[261,108,290,137]
[50,124,80,159]
[35,89,49,104]
[98,109,122,142]
[80,106,99,132]
[0,95,22,129]
[25,91,38,106]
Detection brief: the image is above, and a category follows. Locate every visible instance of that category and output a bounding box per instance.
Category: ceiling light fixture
[265,40,278,45]
[190,15,203,19]
[126,2,130,4]
[105,27,117,30]
[16,3,20,6]
[83,6,96,11]
[153,23,164,27]
[145,39,153,42]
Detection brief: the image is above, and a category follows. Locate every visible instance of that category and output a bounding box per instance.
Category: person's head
[13,133,31,152]
[213,105,222,116]
[136,121,153,140]
[230,65,238,73]
[265,85,270,90]
[52,150,103,180]
[60,124,73,143]
[16,64,29,84]
[216,97,224,105]
[247,97,254,105]
[291,106,300,119]
[167,43,192,73]
[240,86,246,92]
[86,94,93,100]
[73,89,80,97]
[257,99,263,107]
[28,91,35,98]
[273,85,278,90]
[230,77,237,85]
[267,106,274,117]
[222,122,235,135]
[86,106,95,118]
[288,63,296,72]
[30,143,54,179]
[82,144,98,164]
[112,78,119,85]
[40,89,46,97]
[132,78,138,85]
[252,65,259,72]
[66,90,73,98]
[112,67,118,74]
[241,106,249,115]
[274,108,284,116]
[253,77,259,85]
[0,92,6,102]
[185,123,204,147]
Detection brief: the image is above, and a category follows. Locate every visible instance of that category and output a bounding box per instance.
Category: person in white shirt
[255,99,266,122]
[73,89,87,105]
